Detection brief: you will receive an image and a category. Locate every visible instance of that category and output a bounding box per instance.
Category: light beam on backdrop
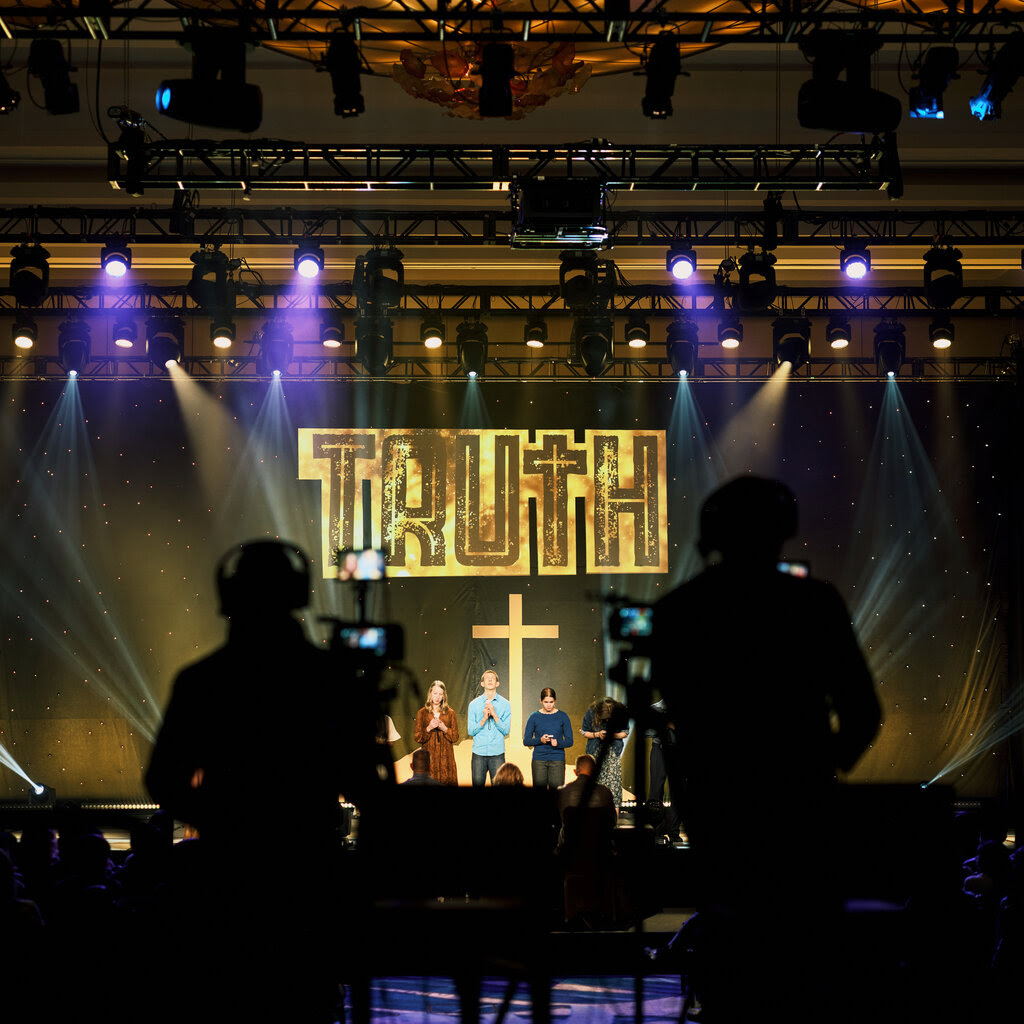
[717,362,791,478]
[843,383,993,785]
[0,382,162,740]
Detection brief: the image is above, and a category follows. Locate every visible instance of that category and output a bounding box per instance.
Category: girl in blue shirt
[523,687,574,788]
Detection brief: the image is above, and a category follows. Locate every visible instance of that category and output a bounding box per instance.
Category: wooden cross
[472,593,560,747]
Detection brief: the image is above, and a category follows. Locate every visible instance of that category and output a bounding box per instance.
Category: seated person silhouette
[556,753,619,926]
[653,477,881,1024]
[146,540,375,1024]
[402,747,443,785]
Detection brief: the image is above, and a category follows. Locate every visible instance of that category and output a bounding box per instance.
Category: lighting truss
[4,5,1023,47]
[4,283,1024,317]
[106,140,893,193]
[6,206,1024,249]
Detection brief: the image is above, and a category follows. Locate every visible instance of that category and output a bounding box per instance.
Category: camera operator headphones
[215,540,311,617]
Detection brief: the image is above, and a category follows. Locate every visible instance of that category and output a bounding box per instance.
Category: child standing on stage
[523,687,574,788]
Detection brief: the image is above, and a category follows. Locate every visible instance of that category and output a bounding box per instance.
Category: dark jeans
[531,758,566,789]
[471,752,505,786]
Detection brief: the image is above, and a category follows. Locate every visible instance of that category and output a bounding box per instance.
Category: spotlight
[113,318,137,349]
[666,317,699,377]
[188,248,238,314]
[58,318,90,376]
[155,30,262,132]
[839,247,871,280]
[320,318,344,349]
[28,38,79,115]
[325,32,364,118]
[12,314,37,350]
[874,318,906,377]
[10,244,50,307]
[797,30,901,133]
[294,243,324,280]
[826,317,852,349]
[666,243,697,281]
[643,34,680,119]
[909,47,960,119]
[29,783,56,806]
[970,35,1024,121]
[574,315,613,377]
[717,321,742,349]
[146,316,184,369]
[524,315,548,349]
[354,247,404,311]
[101,243,132,279]
[210,320,235,349]
[479,43,515,118]
[420,313,444,350]
[355,314,395,375]
[923,246,963,308]
[559,252,609,309]
[625,314,649,350]
[0,69,21,114]
[929,317,954,350]
[772,317,811,370]
[456,319,488,378]
[735,251,777,311]
[259,321,293,376]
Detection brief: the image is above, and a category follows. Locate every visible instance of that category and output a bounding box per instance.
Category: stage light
[826,317,852,349]
[479,43,515,117]
[524,315,548,349]
[666,317,699,377]
[10,244,50,307]
[874,318,906,378]
[772,316,811,370]
[456,319,488,378]
[188,248,238,314]
[643,34,680,119]
[923,246,963,308]
[211,320,235,349]
[155,30,262,132]
[355,247,404,311]
[113,318,137,349]
[797,30,901,133]
[12,314,37,350]
[625,314,649,349]
[294,243,324,280]
[325,32,364,118]
[717,321,742,349]
[420,313,444,350]
[574,315,613,377]
[666,243,697,281]
[147,316,184,368]
[840,247,871,280]
[970,36,1024,121]
[0,69,21,114]
[29,782,55,806]
[929,317,954,350]
[559,252,600,308]
[58,318,90,376]
[100,243,132,279]
[259,321,293,376]
[909,47,960,119]
[28,38,79,115]
[735,251,777,311]
[355,314,395,375]
[320,318,344,349]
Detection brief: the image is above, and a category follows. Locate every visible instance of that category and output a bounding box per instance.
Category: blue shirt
[523,709,573,762]
[468,691,511,756]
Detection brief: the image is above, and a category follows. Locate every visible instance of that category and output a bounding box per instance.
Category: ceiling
[1,2,1023,377]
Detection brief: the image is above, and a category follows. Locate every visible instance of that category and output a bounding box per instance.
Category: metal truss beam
[0,352,1013,384]
[4,205,1024,249]
[3,4,1023,47]
[4,284,1024,316]
[106,140,894,194]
